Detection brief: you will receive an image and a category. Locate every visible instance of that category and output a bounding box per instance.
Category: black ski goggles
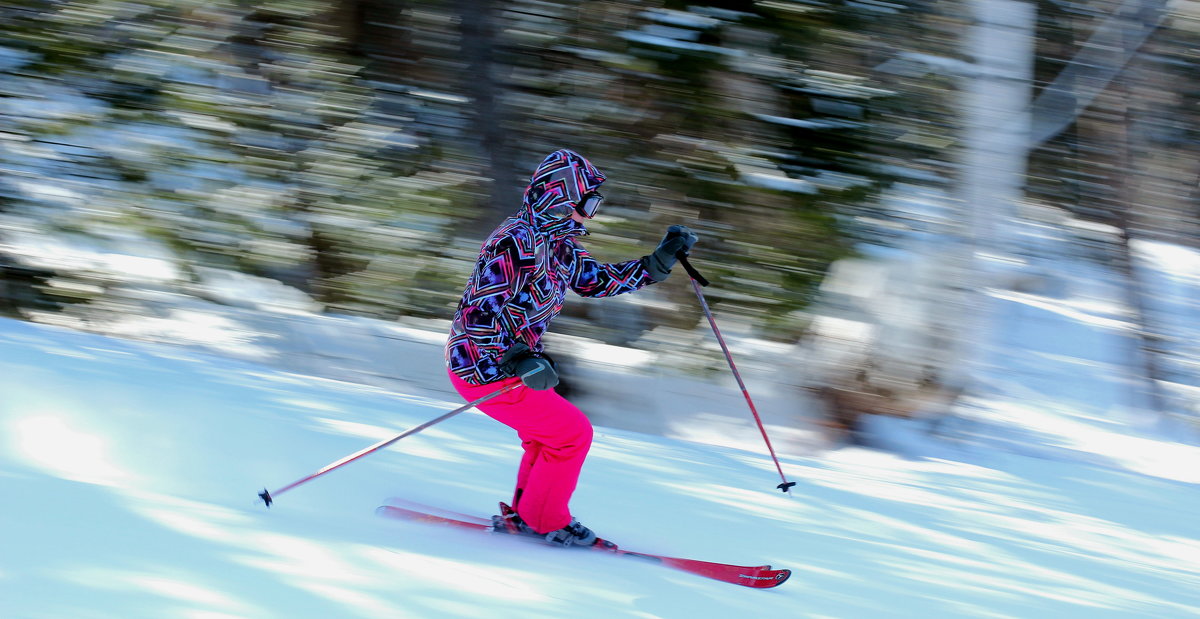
[575,191,603,219]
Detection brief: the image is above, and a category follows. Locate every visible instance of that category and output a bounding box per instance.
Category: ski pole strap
[675,252,709,287]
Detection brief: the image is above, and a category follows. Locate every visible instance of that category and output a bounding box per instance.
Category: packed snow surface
[2,241,1200,617]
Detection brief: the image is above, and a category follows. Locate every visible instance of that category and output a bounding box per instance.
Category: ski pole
[676,252,797,494]
[259,377,526,507]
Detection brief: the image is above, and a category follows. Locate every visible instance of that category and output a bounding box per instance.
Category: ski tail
[376,504,491,531]
[382,497,492,525]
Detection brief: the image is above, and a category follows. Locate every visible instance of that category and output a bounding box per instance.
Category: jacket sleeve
[564,240,656,298]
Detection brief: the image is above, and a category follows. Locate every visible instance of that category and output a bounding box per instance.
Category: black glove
[513,356,558,390]
[643,225,699,282]
[498,343,560,390]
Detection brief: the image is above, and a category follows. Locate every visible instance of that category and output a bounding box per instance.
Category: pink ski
[376,501,791,589]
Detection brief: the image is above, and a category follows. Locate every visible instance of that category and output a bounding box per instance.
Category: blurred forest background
[2,0,1199,437]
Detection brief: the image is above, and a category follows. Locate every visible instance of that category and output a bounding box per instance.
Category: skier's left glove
[514,357,557,390]
[498,343,560,390]
[643,225,699,282]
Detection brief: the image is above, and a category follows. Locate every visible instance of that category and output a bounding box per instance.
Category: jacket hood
[520,149,606,239]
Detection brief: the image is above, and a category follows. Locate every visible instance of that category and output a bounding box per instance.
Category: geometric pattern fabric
[447,150,655,384]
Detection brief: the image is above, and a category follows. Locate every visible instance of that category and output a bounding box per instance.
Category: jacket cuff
[641,255,671,282]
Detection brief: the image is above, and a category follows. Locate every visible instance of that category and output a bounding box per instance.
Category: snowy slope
[2,244,1200,617]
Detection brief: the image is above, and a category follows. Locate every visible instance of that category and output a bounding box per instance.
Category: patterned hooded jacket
[446,150,656,385]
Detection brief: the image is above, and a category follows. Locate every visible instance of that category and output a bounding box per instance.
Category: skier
[445,149,697,547]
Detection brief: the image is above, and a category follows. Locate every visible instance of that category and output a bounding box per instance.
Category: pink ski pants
[448,370,593,534]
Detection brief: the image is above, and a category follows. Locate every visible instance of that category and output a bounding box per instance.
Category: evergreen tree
[2,0,945,348]
[0,0,471,319]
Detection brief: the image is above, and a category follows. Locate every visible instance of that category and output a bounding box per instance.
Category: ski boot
[492,502,597,547]
[543,519,597,547]
[491,502,537,536]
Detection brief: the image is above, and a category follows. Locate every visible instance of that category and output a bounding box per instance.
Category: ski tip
[258,488,273,508]
[730,567,791,588]
[746,568,791,588]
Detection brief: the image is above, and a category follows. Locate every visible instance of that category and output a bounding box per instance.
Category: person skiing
[445,149,697,547]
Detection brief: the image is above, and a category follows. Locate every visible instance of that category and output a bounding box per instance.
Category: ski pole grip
[675,252,709,287]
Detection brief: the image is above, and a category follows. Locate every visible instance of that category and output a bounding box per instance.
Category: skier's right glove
[498,342,560,390]
[643,225,699,282]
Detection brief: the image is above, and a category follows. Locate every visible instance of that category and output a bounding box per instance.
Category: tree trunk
[458,0,518,227]
[957,0,1036,384]
[1111,42,1168,417]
